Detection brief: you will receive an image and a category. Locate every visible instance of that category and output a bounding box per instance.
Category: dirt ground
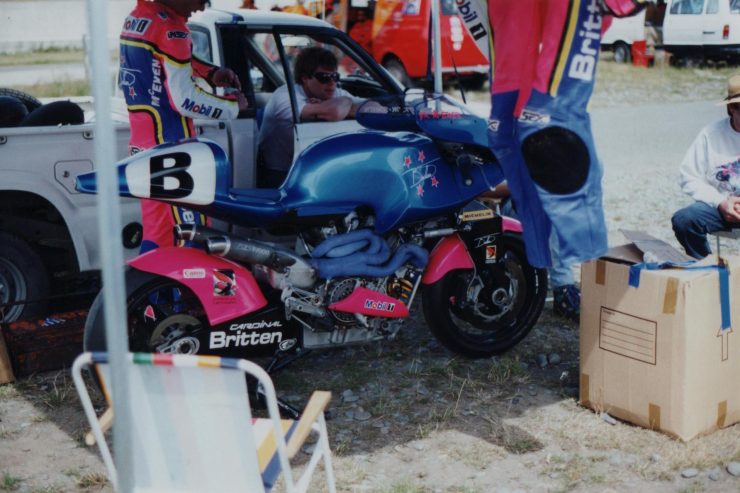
[3,60,740,493]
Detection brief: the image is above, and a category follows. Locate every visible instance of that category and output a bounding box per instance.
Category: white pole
[85,1,134,491]
[430,0,443,95]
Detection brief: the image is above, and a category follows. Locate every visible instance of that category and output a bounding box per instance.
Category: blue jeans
[671,201,738,259]
[500,200,574,288]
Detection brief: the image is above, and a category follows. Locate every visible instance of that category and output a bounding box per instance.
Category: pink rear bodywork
[129,247,267,326]
[328,286,409,318]
[421,217,522,285]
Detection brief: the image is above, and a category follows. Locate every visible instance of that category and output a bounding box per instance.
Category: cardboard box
[579,234,740,441]
[1,310,86,377]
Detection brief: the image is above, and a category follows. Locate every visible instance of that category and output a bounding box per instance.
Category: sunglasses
[312,71,340,84]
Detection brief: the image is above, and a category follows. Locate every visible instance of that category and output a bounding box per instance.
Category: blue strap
[629,261,731,331]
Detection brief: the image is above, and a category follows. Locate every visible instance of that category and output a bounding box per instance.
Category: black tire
[0,88,42,113]
[613,42,631,64]
[21,100,84,127]
[0,232,50,323]
[383,58,413,88]
[422,234,547,358]
[84,269,207,354]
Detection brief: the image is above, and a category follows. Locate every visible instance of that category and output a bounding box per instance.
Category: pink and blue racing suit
[486,0,645,268]
[120,0,239,252]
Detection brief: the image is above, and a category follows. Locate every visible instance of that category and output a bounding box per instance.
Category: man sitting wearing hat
[671,74,740,259]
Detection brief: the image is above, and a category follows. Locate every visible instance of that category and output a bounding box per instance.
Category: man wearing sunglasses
[258,46,364,187]
[120,0,248,253]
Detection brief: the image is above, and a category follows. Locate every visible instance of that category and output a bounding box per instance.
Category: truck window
[440,0,458,16]
[732,0,740,13]
[669,0,705,14]
[190,26,213,63]
[707,0,718,13]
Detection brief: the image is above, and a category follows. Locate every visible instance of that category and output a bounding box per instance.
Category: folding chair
[72,352,336,493]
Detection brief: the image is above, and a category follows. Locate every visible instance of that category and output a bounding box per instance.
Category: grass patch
[38,371,76,410]
[0,47,85,67]
[377,480,429,493]
[0,47,116,67]
[11,80,90,99]
[75,472,108,489]
[0,472,21,491]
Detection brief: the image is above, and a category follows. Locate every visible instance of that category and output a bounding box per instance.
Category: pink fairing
[328,286,409,318]
[421,234,474,285]
[129,247,267,326]
[502,215,523,233]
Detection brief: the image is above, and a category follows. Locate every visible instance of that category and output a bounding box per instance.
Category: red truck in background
[331,0,490,87]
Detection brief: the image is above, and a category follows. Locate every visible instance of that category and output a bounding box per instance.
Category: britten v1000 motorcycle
[77,94,546,365]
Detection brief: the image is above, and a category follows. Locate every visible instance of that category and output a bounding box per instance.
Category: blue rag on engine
[310,229,428,279]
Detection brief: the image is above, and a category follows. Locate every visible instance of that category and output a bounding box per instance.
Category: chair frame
[72,352,336,493]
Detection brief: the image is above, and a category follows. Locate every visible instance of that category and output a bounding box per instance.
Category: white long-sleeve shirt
[680,117,740,208]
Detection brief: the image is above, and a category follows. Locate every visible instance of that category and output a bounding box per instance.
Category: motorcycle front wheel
[422,234,547,358]
[84,269,208,354]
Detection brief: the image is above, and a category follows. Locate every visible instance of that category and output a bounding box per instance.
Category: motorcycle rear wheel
[422,234,547,358]
[84,270,208,354]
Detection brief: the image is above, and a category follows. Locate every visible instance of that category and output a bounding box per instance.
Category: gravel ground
[2,59,740,493]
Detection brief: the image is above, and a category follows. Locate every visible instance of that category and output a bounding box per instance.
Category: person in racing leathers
[120,0,248,253]
[484,0,645,269]
[671,74,740,259]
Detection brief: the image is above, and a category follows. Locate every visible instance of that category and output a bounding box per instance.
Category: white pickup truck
[0,8,403,322]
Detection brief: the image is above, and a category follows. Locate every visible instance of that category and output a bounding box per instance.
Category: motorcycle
[77,94,547,367]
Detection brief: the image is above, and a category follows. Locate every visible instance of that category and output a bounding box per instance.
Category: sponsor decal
[519,109,551,125]
[474,233,496,248]
[403,163,439,197]
[364,299,396,312]
[278,338,297,351]
[209,330,283,349]
[119,67,141,99]
[167,30,190,39]
[179,208,196,223]
[485,245,497,263]
[488,119,500,132]
[419,111,462,120]
[144,305,156,321]
[122,16,151,35]
[450,16,464,51]
[568,0,601,82]
[42,317,64,327]
[181,98,223,118]
[228,320,283,331]
[150,59,163,107]
[183,268,206,279]
[455,0,489,50]
[213,269,236,296]
[461,209,495,222]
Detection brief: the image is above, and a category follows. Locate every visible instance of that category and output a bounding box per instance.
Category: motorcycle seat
[228,187,282,204]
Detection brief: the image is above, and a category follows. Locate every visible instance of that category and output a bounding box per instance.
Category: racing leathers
[485,0,645,268]
[120,0,239,252]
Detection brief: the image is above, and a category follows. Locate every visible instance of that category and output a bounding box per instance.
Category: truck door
[265,29,401,185]
[702,0,724,47]
[664,0,707,50]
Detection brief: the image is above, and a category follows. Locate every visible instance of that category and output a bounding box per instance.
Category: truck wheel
[0,233,50,323]
[0,88,42,113]
[613,42,631,64]
[383,58,412,88]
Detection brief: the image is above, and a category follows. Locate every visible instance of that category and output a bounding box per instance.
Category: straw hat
[722,74,740,105]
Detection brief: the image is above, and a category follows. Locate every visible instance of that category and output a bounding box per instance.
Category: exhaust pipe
[176,223,317,287]
[174,224,228,245]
